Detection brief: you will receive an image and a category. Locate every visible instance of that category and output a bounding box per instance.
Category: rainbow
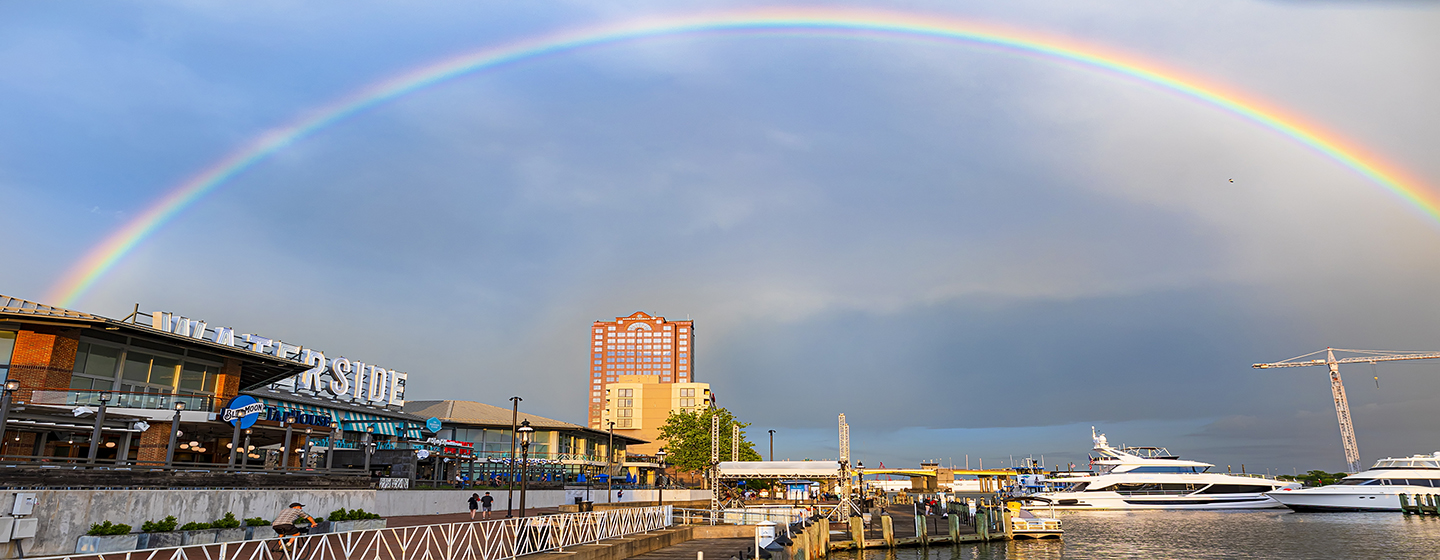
[49,8,1437,307]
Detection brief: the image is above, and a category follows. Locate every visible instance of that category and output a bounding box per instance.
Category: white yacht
[1025,428,1299,510]
[1266,453,1440,512]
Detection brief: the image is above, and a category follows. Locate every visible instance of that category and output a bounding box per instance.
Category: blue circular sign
[224,395,262,429]
[425,417,442,433]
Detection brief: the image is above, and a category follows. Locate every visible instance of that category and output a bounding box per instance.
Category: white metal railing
[34,506,672,560]
[672,507,813,526]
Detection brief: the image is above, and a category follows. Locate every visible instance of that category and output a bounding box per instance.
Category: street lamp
[326,423,340,471]
[303,427,313,469]
[165,400,185,467]
[86,391,112,464]
[280,415,293,471]
[607,421,615,504]
[0,380,19,457]
[655,448,667,508]
[362,426,375,474]
[856,461,865,509]
[517,419,534,517]
[241,429,252,469]
[768,430,776,462]
[507,396,521,518]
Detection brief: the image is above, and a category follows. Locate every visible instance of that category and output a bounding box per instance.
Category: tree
[657,407,762,473]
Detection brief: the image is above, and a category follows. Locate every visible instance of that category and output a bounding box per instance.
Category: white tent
[716,460,843,479]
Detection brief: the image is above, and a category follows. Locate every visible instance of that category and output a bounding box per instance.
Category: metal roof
[0,294,104,322]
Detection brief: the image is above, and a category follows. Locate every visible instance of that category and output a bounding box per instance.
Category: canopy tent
[716,460,843,479]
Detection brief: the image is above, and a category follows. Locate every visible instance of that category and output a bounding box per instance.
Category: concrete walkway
[623,538,756,560]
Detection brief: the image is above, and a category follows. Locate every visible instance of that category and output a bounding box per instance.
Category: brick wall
[8,328,79,401]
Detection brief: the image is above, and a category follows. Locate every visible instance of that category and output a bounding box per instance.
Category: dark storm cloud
[1,0,1437,473]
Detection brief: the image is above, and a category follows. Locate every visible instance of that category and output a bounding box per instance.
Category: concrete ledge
[690,525,756,539]
[520,527,693,560]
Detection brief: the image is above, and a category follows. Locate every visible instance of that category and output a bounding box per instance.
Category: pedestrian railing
[34,506,673,560]
[671,507,811,526]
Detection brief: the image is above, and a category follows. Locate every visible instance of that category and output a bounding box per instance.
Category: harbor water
[830,510,1440,559]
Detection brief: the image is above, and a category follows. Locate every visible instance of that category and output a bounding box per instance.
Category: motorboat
[1006,497,1062,539]
[1024,428,1299,510]
[1266,453,1440,512]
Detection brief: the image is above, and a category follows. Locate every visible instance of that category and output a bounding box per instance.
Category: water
[829,511,1440,560]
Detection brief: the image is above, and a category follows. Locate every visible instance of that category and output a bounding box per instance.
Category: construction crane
[1254,347,1440,472]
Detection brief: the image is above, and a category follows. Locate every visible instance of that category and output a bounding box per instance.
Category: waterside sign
[148,310,407,407]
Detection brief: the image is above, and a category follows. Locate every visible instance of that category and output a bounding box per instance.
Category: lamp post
[517,419,534,518]
[506,396,521,517]
[165,401,185,467]
[326,424,339,470]
[362,426,375,474]
[856,461,865,509]
[280,415,293,471]
[228,403,243,469]
[768,430,775,462]
[607,421,615,503]
[86,391,111,464]
[241,429,252,469]
[303,427,312,469]
[655,448,667,508]
[0,380,19,457]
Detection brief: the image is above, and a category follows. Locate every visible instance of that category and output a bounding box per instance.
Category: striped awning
[254,397,422,438]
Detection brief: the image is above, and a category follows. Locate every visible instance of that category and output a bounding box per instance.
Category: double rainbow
[48,8,1436,306]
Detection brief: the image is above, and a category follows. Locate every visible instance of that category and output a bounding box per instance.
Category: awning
[717,461,843,479]
[254,396,422,438]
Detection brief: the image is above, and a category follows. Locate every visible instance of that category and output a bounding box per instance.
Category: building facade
[587,312,694,429]
[0,293,423,472]
[602,381,711,455]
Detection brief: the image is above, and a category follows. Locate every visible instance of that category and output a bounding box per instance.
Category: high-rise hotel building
[587,312,695,430]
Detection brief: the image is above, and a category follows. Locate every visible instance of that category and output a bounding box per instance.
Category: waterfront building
[405,399,653,487]
[0,293,424,474]
[587,312,694,429]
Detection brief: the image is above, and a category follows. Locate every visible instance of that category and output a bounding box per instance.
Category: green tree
[657,407,762,473]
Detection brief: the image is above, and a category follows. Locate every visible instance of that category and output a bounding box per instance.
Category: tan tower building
[587,312,695,430]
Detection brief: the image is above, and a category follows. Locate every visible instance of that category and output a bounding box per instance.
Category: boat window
[1111,483,1196,495]
[1122,466,1205,474]
[1337,478,1373,485]
[1066,482,1090,492]
[1196,484,1273,494]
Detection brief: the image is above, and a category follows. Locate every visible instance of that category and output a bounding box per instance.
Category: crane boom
[1253,347,1440,473]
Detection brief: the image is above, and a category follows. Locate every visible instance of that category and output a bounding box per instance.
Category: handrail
[28,388,224,412]
[30,505,673,560]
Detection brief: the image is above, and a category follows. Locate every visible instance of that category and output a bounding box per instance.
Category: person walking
[468,493,481,520]
[271,502,316,551]
[480,492,494,519]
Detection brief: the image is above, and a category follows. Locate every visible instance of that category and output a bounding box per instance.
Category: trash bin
[581,501,594,512]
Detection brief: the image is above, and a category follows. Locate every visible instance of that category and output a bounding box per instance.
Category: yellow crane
[1254,347,1440,472]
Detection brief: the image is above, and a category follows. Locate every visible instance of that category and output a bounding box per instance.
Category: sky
[2,0,1439,474]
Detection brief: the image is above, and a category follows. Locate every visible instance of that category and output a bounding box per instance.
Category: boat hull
[1028,491,1286,510]
[1265,488,1405,512]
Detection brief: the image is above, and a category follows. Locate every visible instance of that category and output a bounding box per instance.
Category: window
[680,388,695,397]
[593,397,601,402]
[618,399,633,407]
[1197,484,1275,494]
[620,409,632,417]
[0,330,14,382]
[618,389,633,397]
[680,398,695,407]
[619,419,633,427]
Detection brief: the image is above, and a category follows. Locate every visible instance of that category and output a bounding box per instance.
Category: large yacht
[1266,453,1440,512]
[1025,429,1299,510]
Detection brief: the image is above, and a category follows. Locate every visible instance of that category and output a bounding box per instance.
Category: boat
[1006,497,1062,539]
[1265,453,1440,512]
[1023,428,1299,510]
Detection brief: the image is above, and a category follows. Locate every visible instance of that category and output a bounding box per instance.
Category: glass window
[75,342,122,379]
[150,355,180,386]
[178,361,218,392]
[0,331,15,366]
[123,352,153,382]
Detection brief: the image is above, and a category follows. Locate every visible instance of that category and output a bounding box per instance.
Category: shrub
[212,513,241,529]
[179,522,211,531]
[244,517,269,527]
[141,516,177,533]
[328,508,349,522]
[352,509,380,520]
[86,521,132,536]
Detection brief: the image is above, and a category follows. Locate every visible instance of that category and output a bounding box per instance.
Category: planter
[180,529,219,546]
[75,534,140,554]
[215,528,247,543]
[244,525,265,540]
[328,519,387,533]
[307,521,332,535]
[142,532,183,549]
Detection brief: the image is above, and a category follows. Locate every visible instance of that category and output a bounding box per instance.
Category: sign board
[425,417,442,433]
[222,395,263,429]
[147,309,407,407]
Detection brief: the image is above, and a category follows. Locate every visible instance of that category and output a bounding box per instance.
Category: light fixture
[226,442,233,449]
[189,440,199,447]
[105,442,116,448]
[98,391,112,403]
[3,380,19,392]
[196,447,205,453]
[180,443,189,449]
[174,401,185,411]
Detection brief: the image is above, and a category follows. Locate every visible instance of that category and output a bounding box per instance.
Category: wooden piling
[914,515,928,545]
[1401,493,1415,514]
[881,514,895,548]
[948,511,960,541]
[850,516,866,548]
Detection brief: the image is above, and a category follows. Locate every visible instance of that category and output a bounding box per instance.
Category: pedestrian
[468,493,480,520]
[480,492,494,519]
[455,474,463,489]
[617,489,624,501]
